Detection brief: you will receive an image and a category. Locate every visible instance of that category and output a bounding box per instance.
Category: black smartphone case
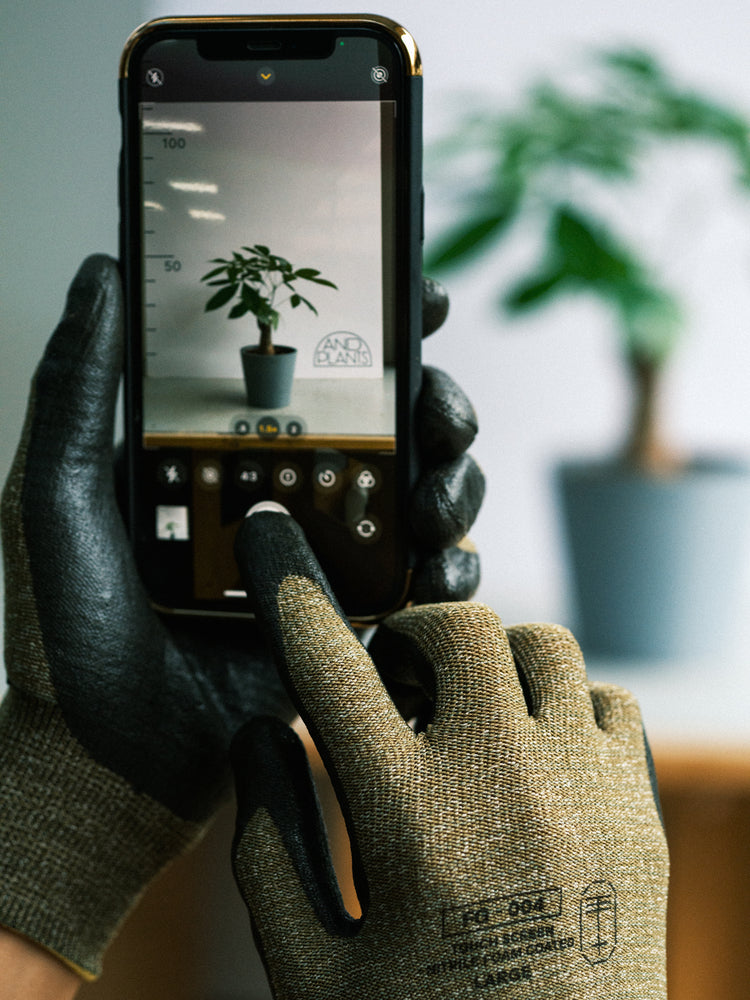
[119,16,423,622]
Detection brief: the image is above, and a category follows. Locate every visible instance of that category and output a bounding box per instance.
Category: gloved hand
[231,510,669,1000]
[0,255,482,979]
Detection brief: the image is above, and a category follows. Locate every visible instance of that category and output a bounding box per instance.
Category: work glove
[231,510,669,1000]
[0,255,483,979]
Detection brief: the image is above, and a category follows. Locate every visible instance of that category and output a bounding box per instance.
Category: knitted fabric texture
[233,583,669,999]
[0,374,202,978]
[0,691,200,978]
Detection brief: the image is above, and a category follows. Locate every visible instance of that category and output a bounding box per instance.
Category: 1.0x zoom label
[443,887,562,938]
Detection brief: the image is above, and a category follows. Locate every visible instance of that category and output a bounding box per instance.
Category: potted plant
[201,243,337,408]
[427,49,750,657]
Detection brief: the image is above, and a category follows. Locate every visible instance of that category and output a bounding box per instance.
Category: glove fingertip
[421,277,450,338]
[410,454,486,550]
[409,542,481,604]
[45,255,122,367]
[234,510,348,653]
[417,366,479,461]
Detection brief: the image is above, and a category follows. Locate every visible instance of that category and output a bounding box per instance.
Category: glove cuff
[0,688,203,979]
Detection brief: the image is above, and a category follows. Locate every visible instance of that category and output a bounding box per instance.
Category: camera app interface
[136,41,400,604]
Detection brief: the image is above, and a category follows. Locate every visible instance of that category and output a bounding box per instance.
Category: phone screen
[120,19,422,621]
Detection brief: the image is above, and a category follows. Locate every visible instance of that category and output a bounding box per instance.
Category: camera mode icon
[235,460,264,492]
[157,459,188,488]
[353,516,381,543]
[275,463,302,492]
[196,461,222,490]
[315,467,339,490]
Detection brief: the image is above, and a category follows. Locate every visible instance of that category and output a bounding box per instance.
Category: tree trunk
[257,321,275,356]
[623,355,683,475]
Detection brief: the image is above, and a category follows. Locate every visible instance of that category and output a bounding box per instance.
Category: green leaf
[201,264,230,281]
[204,285,237,312]
[309,277,338,288]
[425,207,517,272]
[296,294,318,314]
[241,284,265,312]
[600,48,665,84]
[242,267,264,284]
[552,207,636,285]
[228,302,251,319]
[503,269,567,312]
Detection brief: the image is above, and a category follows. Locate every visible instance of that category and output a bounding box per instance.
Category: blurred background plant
[426,48,750,474]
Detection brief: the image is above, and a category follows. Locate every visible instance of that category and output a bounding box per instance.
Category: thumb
[28,254,123,481]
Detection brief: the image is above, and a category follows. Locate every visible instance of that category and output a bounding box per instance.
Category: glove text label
[442,886,562,938]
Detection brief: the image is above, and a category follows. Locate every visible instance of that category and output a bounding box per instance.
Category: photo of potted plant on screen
[141,99,394,440]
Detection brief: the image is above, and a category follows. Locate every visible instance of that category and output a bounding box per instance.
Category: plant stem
[257,321,275,356]
[623,355,682,474]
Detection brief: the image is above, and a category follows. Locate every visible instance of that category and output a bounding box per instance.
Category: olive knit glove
[231,511,669,999]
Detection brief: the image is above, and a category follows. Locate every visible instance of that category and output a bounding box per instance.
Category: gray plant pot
[557,458,750,659]
[240,345,297,409]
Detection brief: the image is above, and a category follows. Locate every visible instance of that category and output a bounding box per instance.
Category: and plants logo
[314,332,373,368]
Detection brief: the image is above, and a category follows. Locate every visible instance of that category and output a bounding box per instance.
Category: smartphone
[119,16,423,623]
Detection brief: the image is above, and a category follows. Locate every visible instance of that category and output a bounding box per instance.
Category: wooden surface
[76,738,750,999]
[652,742,750,1000]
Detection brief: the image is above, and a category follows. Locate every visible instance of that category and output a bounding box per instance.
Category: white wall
[0,2,146,677]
